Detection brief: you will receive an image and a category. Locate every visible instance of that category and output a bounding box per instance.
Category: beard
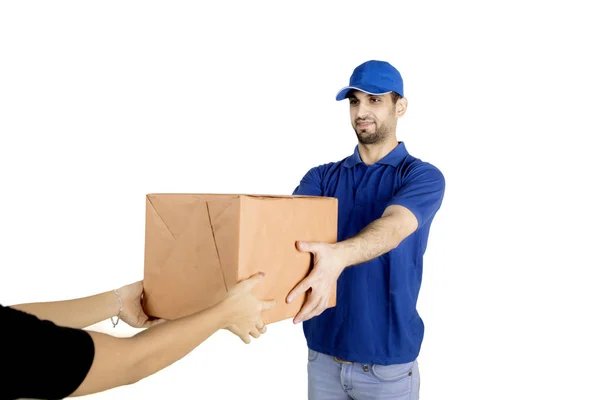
[353,119,391,144]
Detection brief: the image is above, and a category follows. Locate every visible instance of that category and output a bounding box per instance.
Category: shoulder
[1,304,95,399]
[309,158,345,172]
[301,159,346,180]
[1,304,94,343]
[401,155,445,183]
[1,303,39,324]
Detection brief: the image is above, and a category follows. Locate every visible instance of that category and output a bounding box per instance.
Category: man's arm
[287,163,445,323]
[333,204,418,268]
[292,165,324,196]
[285,205,417,324]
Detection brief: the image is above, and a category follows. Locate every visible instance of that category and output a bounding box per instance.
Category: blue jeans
[307,349,420,400]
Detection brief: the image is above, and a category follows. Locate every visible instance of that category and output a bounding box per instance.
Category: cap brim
[335,85,392,101]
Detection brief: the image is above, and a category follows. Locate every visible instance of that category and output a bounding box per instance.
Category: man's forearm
[335,206,418,268]
[73,302,229,396]
[11,291,118,329]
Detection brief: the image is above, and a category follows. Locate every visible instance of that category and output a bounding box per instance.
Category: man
[287,60,445,399]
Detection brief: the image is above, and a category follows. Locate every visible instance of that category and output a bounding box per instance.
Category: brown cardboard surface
[142,193,338,324]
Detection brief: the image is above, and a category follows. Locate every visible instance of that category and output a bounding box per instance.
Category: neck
[358,136,399,165]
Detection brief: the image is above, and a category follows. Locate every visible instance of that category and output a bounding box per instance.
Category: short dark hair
[390,91,402,103]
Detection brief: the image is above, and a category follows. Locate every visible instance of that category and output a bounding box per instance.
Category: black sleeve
[1,304,96,400]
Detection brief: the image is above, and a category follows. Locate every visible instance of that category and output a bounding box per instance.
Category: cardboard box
[142,193,338,324]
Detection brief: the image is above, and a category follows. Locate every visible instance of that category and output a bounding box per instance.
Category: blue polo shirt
[292,141,445,365]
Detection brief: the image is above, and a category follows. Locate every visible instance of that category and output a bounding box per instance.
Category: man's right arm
[292,166,323,196]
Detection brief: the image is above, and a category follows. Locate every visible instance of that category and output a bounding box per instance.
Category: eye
[370,97,381,103]
[349,98,358,105]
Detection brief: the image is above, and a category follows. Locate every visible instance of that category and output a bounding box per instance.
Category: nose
[356,102,371,120]
[356,101,369,119]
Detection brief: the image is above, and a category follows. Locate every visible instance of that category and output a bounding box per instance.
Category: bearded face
[348,91,399,145]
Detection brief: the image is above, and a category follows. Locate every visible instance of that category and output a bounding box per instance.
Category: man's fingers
[287,276,314,304]
[303,300,324,323]
[294,294,319,324]
[295,286,331,323]
[296,240,323,253]
[308,288,332,321]
[313,297,329,318]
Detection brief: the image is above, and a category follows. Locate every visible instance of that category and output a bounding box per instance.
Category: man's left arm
[333,204,419,268]
[337,162,446,267]
[287,163,445,323]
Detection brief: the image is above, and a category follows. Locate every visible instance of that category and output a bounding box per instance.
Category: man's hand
[117,281,165,329]
[286,241,346,324]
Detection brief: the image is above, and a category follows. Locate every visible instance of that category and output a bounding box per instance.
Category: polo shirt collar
[343,141,409,168]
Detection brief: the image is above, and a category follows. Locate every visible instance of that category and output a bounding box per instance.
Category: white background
[1,1,599,399]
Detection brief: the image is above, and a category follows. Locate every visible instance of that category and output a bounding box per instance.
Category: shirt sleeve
[1,304,96,400]
[386,162,445,229]
[292,166,323,196]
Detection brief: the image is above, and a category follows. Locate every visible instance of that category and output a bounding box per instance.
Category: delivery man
[288,60,445,399]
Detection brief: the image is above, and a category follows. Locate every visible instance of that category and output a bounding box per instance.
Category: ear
[395,97,408,118]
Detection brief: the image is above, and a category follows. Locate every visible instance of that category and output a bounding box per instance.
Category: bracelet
[111,289,123,328]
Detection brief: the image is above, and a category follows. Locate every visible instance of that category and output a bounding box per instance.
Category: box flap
[143,195,228,320]
[206,198,240,292]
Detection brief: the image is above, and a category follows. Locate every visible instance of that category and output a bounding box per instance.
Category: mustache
[355,118,375,124]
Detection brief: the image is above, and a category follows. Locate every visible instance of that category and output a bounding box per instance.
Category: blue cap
[335,60,404,101]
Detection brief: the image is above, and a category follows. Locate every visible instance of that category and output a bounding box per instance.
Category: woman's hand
[220,272,276,344]
[116,281,165,329]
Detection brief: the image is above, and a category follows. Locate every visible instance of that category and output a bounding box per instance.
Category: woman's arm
[71,272,274,397]
[3,273,273,400]
[10,281,162,329]
[10,290,119,329]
